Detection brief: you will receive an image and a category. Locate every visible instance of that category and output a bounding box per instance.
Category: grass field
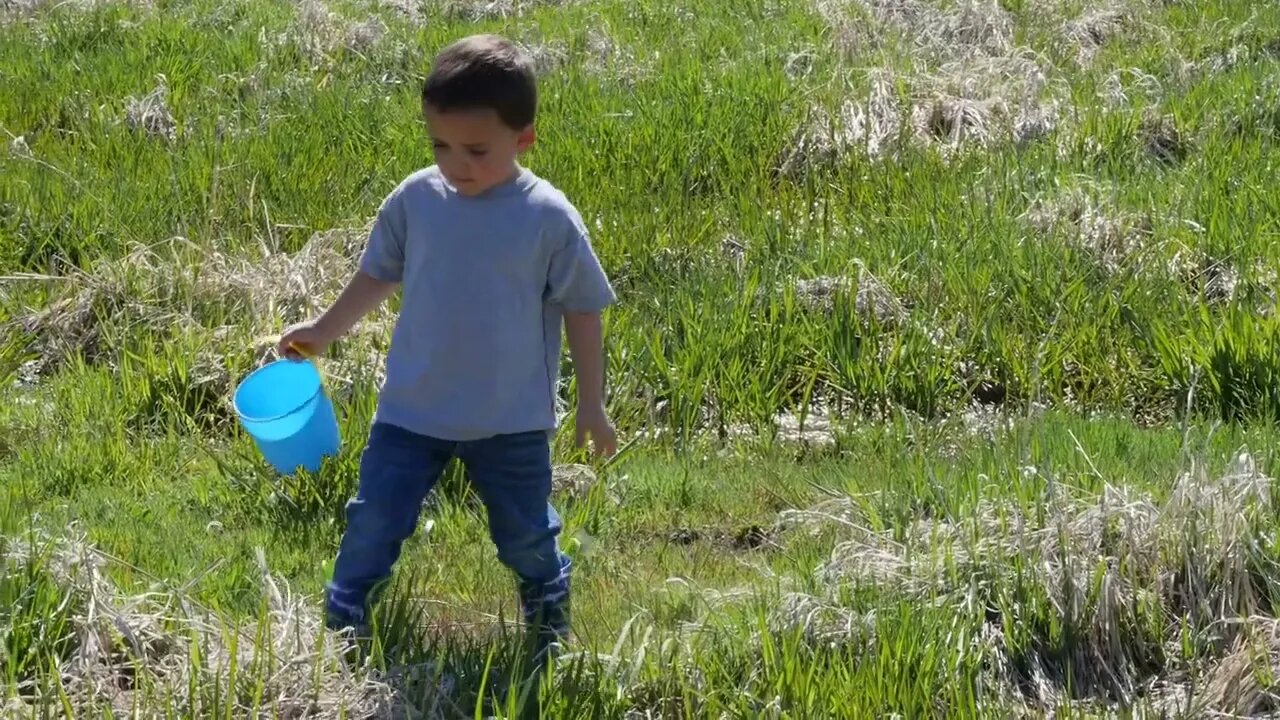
[4,0,1280,716]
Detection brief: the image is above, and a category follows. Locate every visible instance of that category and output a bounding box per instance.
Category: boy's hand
[277,320,336,361]
[275,270,399,361]
[575,403,617,458]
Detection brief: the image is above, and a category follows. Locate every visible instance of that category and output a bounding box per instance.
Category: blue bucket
[233,359,340,474]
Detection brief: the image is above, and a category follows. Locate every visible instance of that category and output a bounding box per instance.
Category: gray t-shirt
[358,165,616,441]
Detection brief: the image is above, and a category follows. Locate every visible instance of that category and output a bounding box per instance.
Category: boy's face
[424,104,535,196]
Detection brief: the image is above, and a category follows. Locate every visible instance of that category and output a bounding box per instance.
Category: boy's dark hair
[422,34,537,130]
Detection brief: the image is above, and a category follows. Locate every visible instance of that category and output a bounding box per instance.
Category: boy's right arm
[278,271,398,359]
[279,181,409,359]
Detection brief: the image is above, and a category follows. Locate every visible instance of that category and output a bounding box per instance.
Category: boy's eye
[468,149,487,157]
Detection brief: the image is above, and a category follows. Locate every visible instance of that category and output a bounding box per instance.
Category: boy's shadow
[351,582,586,720]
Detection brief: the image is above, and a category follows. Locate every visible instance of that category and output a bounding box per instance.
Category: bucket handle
[233,340,327,424]
[288,341,315,360]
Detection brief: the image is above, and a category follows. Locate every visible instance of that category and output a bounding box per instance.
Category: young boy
[277,34,617,660]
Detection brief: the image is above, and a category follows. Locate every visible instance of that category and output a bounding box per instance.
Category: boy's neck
[455,162,527,198]
[495,162,523,187]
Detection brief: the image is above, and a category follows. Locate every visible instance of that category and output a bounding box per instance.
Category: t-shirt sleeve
[545,204,616,313]
[358,184,408,283]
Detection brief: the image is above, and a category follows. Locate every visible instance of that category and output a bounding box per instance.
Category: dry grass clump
[123,77,177,142]
[1098,68,1163,108]
[918,51,1063,150]
[9,134,31,157]
[1198,260,1240,305]
[959,401,1014,440]
[1061,8,1125,65]
[1137,109,1192,165]
[777,71,902,174]
[783,49,817,81]
[1194,25,1280,79]
[289,0,389,63]
[344,18,389,56]
[15,257,157,376]
[580,27,653,86]
[552,463,598,499]
[778,50,1062,174]
[1,0,151,23]
[1195,43,1251,76]
[778,451,1280,710]
[516,37,569,76]
[440,0,569,21]
[841,0,923,27]
[790,0,1069,173]
[804,0,1069,167]
[772,410,838,447]
[1197,617,1280,716]
[0,0,47,17]
[1012,100,1060,146]
[194,227,395,399]
[11,225,390,396]
[767,591,874,650]
[193,226,372,327]
[1170,253,1278,309]
[911,94,1001,145]
[789,261,907,325]
[376,0,422,24]
[726,408,840,448]
[719,233,746,268]
[1170,252,1235,305]
[585,27,620,70]
[915,0,1014,62]
[815,0,1013,62]
[931,51,1056,110]
[1023,187,1157,276]
[1,531,440,718]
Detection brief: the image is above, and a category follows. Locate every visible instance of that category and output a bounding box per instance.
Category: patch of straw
[787,261,908,325]
[10,224,391,407]
[377,0,422,23]
[1199,617,1280,716]
[1138,109,1191,165]
[8,134,31,157]
[777,71,902,174]
[1061,9,1125,65]
[1,529,451,717]
[1098,67,1163,108]
[779,449,1280,709]
[779,48,1063,173]
[1023,186,1158,277]
[815,0,1013,62]
[440,0,569,21]
[1,0,152,23]
[286,0,391,64]
[123,77,177,142]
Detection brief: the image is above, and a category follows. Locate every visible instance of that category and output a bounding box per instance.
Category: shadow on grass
[357,571,625,720]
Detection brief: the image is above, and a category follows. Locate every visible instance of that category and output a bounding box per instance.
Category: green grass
[5,0,1280,716]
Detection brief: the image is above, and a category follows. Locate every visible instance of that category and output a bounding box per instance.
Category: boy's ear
[516,125,536,152]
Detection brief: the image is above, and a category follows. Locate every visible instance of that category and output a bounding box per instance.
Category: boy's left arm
[547,206,618,458]
[564,310,616,457]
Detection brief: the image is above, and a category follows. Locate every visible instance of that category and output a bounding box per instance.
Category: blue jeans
[325,422,570,647]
